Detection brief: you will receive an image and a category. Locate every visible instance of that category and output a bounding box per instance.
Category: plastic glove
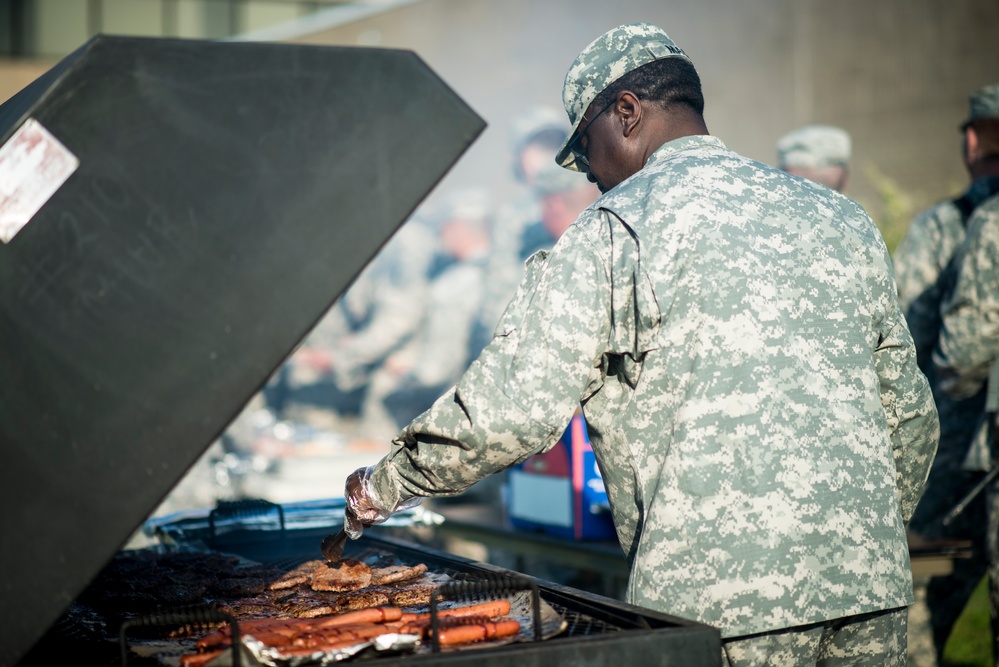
[343,465,422,539]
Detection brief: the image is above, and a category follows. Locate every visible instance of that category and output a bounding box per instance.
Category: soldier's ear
[966,125,981,164]
[615,91,641,139]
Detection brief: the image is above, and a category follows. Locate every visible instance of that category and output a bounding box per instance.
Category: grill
[0,33,721,667]
[22,501,721,666]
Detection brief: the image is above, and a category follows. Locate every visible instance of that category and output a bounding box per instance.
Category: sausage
[292,623,391,648]
[429,599,512,621]
[195,630,229,651]
[179,649,226,667]
[436,619,522,645]
[312,606,401,628]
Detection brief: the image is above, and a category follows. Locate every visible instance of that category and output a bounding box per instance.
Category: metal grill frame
[160,525,723,666]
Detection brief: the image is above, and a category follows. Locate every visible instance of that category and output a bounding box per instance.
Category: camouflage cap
[962,83,999,129]
[555,23,691,172]
[776,125,851,169]
[511,106,567,152]
[420,187,491,231]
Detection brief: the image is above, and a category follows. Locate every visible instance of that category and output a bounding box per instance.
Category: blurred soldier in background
[933,190,999,667]
[897,82,999,667]
[381,188,493,430]
[517,162,600,261]
[480,107,570,337]
[775,124,851,193]
[265,215,438,438]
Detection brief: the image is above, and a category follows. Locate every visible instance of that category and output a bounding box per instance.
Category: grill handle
[428,572,542,652]
[208,498,286,547]
[119,606,240,667]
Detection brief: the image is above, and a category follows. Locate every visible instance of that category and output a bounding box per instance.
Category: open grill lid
[0,34,484,665]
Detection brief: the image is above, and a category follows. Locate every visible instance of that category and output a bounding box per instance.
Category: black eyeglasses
[567,98,616,168]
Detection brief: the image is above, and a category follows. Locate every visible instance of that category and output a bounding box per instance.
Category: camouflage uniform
[933,192,999,665]
[894,83,999,666]
[895,177,999,361]
[351,25,938,663]
[382,250,491,429]
[894,182,999,667]
[277,218,437,436]
[367,128,938,637]
[723,607,906,666]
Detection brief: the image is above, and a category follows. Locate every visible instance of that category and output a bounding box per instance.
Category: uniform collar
[644,134,727,168]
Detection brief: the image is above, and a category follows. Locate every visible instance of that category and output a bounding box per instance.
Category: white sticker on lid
[0,118,80,244]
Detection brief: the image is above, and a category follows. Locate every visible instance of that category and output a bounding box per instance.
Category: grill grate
[27,528,719,666]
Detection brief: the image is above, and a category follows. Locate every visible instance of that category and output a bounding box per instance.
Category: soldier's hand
[343,466,422,539]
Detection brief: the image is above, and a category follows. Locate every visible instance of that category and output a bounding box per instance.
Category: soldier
[892,82,999,667]
[932,191,999,667]
[775,124,852,193]
[278,215,438,437]
[342,23,938,666]
[895,83,999,356]
[480,107,570,339]
[517,161,600,261]
[380,188,493,430]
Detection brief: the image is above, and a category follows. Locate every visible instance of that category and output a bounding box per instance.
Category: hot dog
[436,619,522,645]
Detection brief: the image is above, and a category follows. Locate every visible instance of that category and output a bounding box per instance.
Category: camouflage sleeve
[367,218,612,508]
[893,205,945,313]
[409,262,486,388]
[876,248,940,523]
[934,198,999,399]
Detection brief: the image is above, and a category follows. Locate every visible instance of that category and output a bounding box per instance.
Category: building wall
[277,0,999,228]
[3,0,998,230]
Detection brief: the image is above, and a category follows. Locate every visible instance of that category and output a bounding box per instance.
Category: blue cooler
[507,412,617,541]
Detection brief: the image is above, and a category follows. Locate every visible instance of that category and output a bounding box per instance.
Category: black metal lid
[0,34,484,664]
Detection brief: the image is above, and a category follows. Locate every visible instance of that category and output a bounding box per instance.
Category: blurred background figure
[775,124,851,193]
[518,162,601,260]
[480,107,570,333]
[894,82,999,667]
[473,162,600,378]
[380,188,493,430]
[222,213,439,451]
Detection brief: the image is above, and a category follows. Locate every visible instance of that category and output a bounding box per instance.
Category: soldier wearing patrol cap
[775,124,851,193]
[932,187,999,667]
[479,107,571,347]
[517,161,598,261]
[341,23,938,666]
[895,82,999,667]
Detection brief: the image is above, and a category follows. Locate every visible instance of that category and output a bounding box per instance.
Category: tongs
[320,528,349,567]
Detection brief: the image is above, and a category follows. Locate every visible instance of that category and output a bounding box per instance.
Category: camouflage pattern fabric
[287,218,437,394]
[776,125,851,170]
[382,253,492,429]
[894,177,999,366]
[895,181,999,532]
[931,193,999,664]
[935,193,999,400]
[962,83,999,128]
[895,183,998,665]
[722,607,906,667]
[478,191,541,340]
[367,134,938,638]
